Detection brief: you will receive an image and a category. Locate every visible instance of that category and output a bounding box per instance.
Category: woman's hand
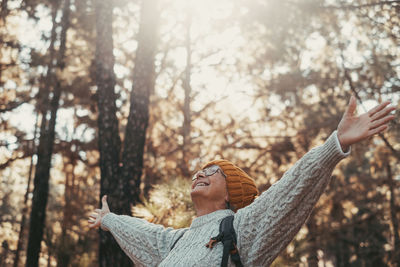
[337,96,396,152]
[88,195,110,230]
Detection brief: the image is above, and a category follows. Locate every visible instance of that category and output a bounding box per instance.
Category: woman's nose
[195,171,205,180]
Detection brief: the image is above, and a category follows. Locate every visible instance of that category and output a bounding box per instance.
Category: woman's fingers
[88,217,98,228]
[368,101,391,118]
[371,105,396,121]
[102,195,110,212]
[370,115,395,130]
[344,96,357,117]
[88,195,110,229]
[368,124,388,136]
[88,213,99,227]
[102,195,108,208]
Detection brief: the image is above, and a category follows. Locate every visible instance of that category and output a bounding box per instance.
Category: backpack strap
[206,215,243,267]
[170,229,188,251]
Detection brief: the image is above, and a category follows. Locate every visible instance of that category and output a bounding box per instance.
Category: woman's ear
[225,193,229,203]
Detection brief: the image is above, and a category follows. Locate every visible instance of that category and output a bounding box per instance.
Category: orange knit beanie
[202,159,259,212]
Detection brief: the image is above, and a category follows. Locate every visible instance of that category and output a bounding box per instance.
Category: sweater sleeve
[234,131,350,266]
[101,213,187,266]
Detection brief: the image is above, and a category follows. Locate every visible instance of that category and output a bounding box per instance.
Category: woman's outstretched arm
[88,196,186,266]
[233,96,395,266]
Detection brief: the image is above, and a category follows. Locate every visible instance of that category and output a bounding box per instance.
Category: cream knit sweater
[101,131,350,266]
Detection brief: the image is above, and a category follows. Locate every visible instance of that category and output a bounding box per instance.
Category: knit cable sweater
[101,131,350,266]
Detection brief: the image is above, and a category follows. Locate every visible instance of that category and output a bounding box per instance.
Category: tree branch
[322,0,400,10]
[0,99,29,113]
[0,154,31,170]
[342,63,400,160]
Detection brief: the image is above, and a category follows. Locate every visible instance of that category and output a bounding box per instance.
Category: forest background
[0,0,399,266]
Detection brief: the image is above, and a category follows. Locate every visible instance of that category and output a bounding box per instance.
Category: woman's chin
[190,186,208,197]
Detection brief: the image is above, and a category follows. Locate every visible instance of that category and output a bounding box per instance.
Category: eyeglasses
[192,165,226,181]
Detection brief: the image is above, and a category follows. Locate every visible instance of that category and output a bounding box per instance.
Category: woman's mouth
[193,181,210,189]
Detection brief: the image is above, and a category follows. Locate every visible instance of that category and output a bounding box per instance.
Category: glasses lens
[192,165,222,181]
[203,165,220,176]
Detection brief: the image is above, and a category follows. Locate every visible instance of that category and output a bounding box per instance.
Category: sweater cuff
[101,212,116,231]
[319,131,350,170]
[333,130,351,155]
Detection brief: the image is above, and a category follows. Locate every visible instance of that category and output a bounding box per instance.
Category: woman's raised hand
[88,195,110,230]
[337,96,396,152]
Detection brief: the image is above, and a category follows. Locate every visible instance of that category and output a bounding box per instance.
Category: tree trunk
[387,162,400,265]
[13,112,39,267]
[1,241,9,267]
[181,11,192,177]
[25,0,70,266]
[94,0,131,266]
[0,0,8,20]
[120,0,159,208]
[56,156,75,267]
[306,210,319,267]
[95,0,159,265]
[47,248,51,267]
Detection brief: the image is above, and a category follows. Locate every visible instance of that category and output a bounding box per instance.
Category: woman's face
[190,165,229,205]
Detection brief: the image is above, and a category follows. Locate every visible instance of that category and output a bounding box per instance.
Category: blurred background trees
[0,0,399,266]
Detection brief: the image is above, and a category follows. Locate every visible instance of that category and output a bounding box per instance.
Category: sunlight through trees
[0,0,399,266]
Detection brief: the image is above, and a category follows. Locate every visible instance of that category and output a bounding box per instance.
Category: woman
[89,96,395,266]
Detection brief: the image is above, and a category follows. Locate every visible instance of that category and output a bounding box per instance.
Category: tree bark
[94,0,132,266]
[56,156,75,267]
[306,210,319,267]
[13,112,39,267]
[181,11,192,177]
[387,162,400,265]
[120,0,159,208]
[95,0,159,265]
[1,241,9,267]
[0,0,8,21]
[25,0,70,266]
